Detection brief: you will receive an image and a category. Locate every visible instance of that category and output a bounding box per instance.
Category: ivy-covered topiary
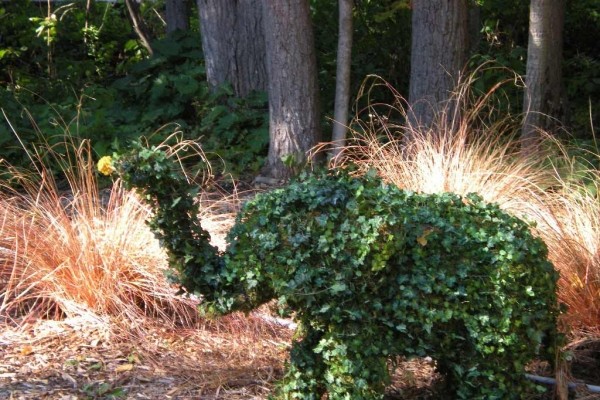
[105,145,561,400]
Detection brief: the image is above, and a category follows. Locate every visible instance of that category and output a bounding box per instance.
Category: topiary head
[97,139,226,306]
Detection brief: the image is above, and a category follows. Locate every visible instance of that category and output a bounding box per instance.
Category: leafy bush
[110,143,561,399]
[109,31,269,176]
[1,28,268,179]
[0,0,140,91]
[0,0,144,172]
[224,170,560,399]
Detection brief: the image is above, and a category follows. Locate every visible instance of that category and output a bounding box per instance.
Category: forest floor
[0,312,454,400]
[0,312,291,399]
[2,311,600,399]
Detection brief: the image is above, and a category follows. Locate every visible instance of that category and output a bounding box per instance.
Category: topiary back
[222,170,560,399]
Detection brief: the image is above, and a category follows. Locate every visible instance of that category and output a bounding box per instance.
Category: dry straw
[330,71,558,215]
[537,148,600,338]
[0,136,201,336]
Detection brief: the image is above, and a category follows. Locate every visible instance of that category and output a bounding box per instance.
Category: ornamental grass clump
[0,139,200,334]
[332,74,558,218]
[536,154,600,337]
[107,140,561,399]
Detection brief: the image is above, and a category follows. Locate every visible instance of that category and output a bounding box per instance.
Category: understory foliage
[1,30,268,178]
[110,143,560,399]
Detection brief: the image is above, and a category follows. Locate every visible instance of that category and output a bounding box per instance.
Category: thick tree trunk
[331,0,354,159]
[196,0,267,97]
[165,0,190,33]
[262,0,322,180]
[521,0,565,154]
[408,0,469,131]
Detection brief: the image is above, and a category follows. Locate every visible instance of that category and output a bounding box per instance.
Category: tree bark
[521,0,565,154]
[196,0,267,97]
[165,0,190,33]
[331,0,354,159]
[408,0,469,131]
[124,0,154,56]
[262,0,322,180]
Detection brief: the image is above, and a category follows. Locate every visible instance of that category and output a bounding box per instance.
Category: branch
[124,0,154,56]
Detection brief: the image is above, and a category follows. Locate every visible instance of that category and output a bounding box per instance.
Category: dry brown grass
[331,74,558,216]
[0,139,200,335]
[538,164,600,337]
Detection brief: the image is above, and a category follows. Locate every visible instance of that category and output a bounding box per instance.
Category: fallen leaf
[417,228,434,247]
[115,363,134,372]
[127,353,140,363]
[20,345,34,356]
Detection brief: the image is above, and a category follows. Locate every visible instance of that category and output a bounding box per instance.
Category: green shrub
[109,31,269,177]
[110,144,561,400]
[225,170,560,399]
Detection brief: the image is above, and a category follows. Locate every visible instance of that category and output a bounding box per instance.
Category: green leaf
[330,282,347,293]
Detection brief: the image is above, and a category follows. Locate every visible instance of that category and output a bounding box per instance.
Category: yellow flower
[97,156,115,176]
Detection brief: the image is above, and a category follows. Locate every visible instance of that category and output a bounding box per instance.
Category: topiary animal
[105,143,561,400]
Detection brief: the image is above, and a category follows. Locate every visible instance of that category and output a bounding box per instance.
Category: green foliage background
[0,0,598,176]
[0,1,268,179]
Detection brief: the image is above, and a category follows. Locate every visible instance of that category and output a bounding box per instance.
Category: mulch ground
[4,313,599,400]
[2,314,600,399]
[0,313,291,400]
[0,313,443,400]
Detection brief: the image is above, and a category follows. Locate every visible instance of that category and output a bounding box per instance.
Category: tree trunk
[196,0,267,97]
[124,0,154,56]
[521,0,565,154]
[262,0,322,180]
[331,0,354,159]
[165,0,190,33]
[408,0,469,131]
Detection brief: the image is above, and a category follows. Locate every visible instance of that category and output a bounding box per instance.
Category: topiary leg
[317,334,389,400]
[275,329,327,400]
